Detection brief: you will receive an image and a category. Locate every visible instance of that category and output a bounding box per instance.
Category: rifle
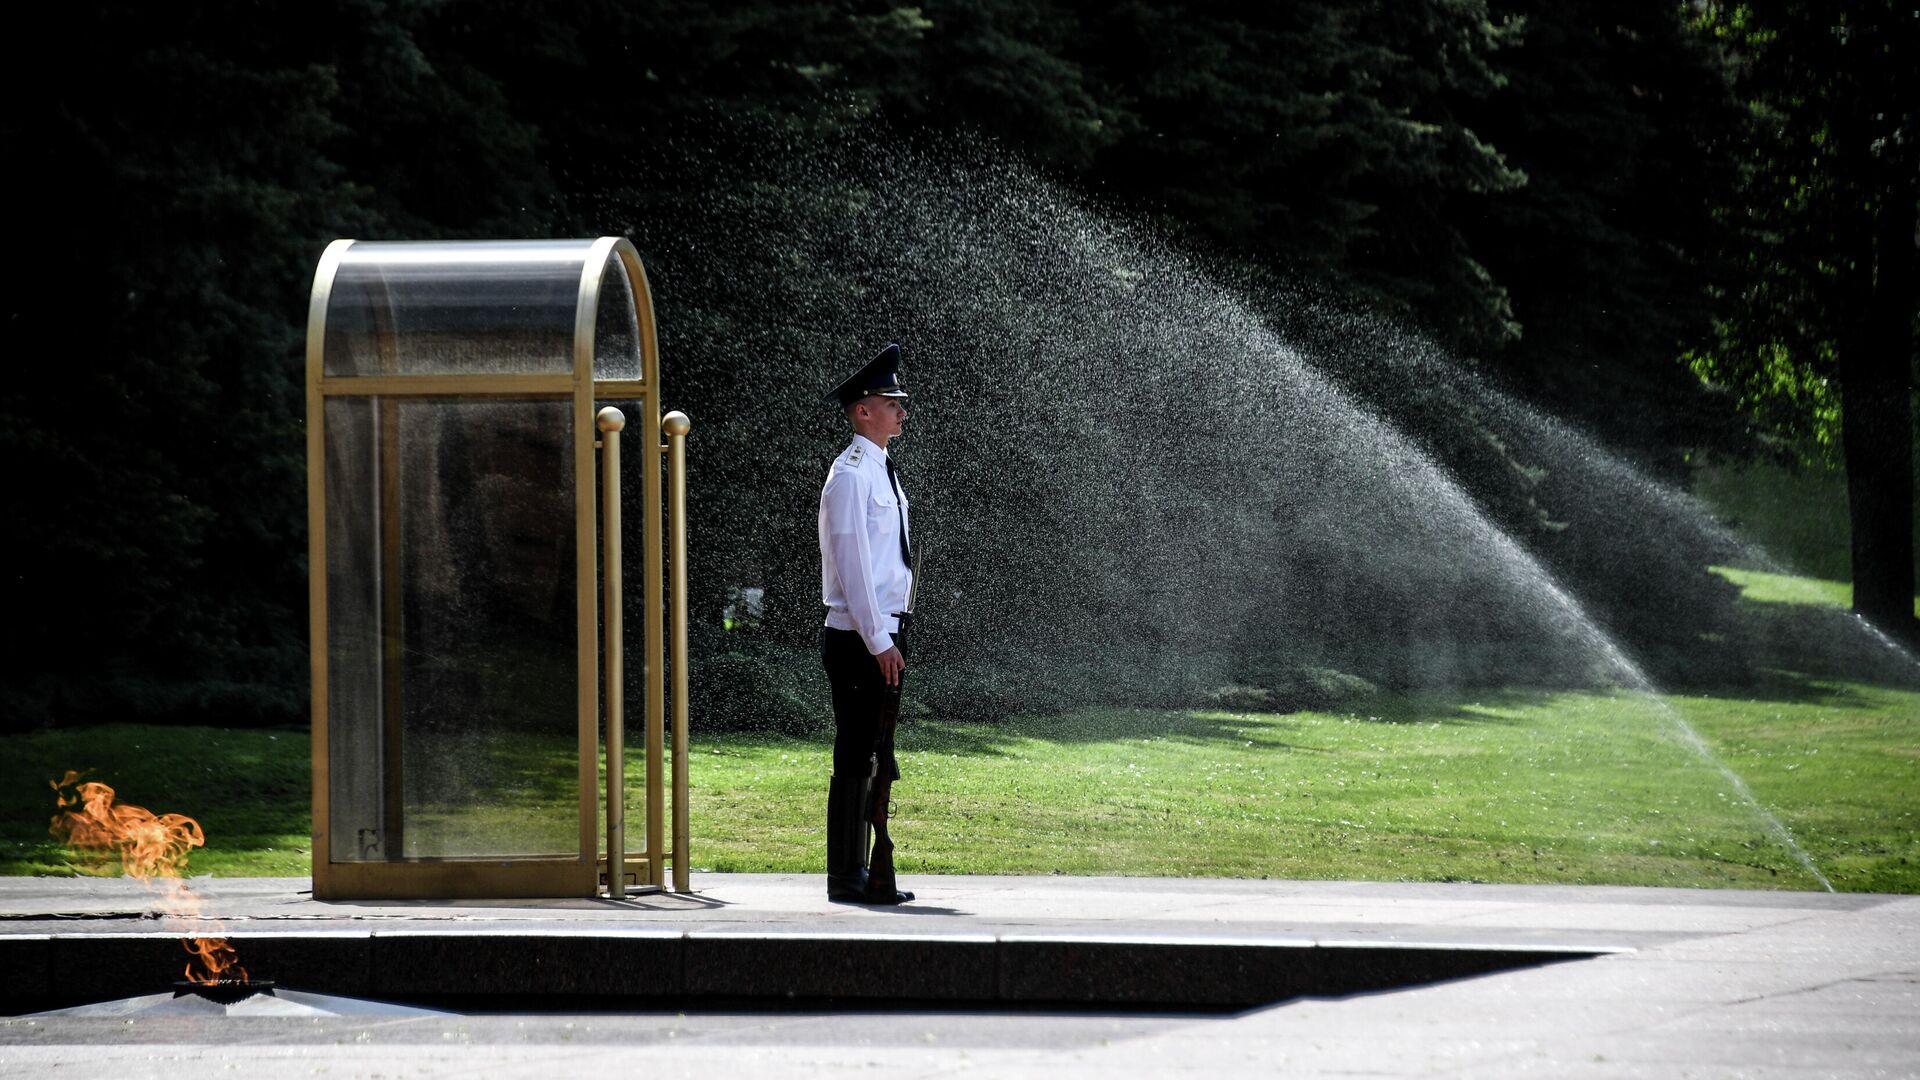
[864,544,923,900]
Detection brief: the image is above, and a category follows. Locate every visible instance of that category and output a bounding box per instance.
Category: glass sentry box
[306,239,690,899]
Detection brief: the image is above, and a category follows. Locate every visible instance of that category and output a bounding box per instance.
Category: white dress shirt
[820,434,913,655]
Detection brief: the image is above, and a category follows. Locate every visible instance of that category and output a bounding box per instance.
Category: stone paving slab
[0,875,1914,1078]
[0,873,1871,937]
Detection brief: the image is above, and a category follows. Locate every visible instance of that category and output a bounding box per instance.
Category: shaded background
[1,0,1913,732]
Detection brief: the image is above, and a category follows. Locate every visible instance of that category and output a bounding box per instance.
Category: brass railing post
[596,406,627,898]
[662,410,692,892]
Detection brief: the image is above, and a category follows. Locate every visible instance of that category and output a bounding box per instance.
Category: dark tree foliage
[5,4,342,730]
[1065,1,1527,358]
[1690,0,1918,638]
[0,0,1782,730]
[1468,0,1749,472]
[890,0,1114,168]
[1,1,561,730]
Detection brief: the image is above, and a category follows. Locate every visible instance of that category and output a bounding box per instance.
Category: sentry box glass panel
[305,238,692,900]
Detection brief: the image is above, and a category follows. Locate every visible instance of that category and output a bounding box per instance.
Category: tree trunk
[1839,166,1918,641]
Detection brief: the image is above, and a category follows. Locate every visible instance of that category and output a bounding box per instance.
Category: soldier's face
[864,397,908,439]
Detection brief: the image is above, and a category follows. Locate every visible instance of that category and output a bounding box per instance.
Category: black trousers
[821,627,896,777]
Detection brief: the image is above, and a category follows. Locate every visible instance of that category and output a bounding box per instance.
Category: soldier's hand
[875,645,905,687]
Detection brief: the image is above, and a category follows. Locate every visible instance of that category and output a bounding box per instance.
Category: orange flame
[49,771,249,985]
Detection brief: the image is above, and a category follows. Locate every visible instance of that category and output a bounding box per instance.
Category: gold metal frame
[664,409,692,893]
[306,238,692,900]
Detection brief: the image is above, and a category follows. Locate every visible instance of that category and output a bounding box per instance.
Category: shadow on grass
[897,685,1585,758]
[891,662,1920,759]
[1634,593,1920,710]
[1721,599,1920,688]
[1675,669,1905,710]
[899,707,1322,757]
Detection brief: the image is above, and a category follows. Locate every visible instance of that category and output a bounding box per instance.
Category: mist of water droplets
[596,133,1913,887]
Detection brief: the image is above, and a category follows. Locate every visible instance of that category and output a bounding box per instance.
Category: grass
[1691,454,1920,593]
[693,680,1919,892]
[1692,457,1857,581]
[2,726,310,877]
[1711,564,1920,619]
[7,678,1916,893]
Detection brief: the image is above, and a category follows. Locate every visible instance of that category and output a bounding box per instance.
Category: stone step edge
[0,932,1625,1013]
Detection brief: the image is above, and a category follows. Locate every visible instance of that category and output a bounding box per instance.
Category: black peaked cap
[824,342,909,407]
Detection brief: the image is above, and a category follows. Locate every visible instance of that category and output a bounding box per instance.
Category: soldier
[819,342,916,905]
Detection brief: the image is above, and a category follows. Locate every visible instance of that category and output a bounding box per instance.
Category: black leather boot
[825,775,870,901]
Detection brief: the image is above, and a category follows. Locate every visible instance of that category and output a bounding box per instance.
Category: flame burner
[173,979,278,1006]
[32,981,442,1018]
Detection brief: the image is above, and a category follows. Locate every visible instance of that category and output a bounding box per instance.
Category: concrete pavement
[0,874,1913,1077]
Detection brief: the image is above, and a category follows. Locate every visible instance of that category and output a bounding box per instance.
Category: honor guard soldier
[819,342,916,904]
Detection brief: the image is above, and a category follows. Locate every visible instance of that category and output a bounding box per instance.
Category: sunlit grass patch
[1692,455,1918,618]
[1710,563,1920,618]
[1710,564,1851,609]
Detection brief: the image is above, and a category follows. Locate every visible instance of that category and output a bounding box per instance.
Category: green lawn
[4,726,311,877]
[1692,454,1920,604]
[1712,564,1920,619]
[1692,457,1857,582]
[8,678,1916,893]
[696,680,1918,892]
